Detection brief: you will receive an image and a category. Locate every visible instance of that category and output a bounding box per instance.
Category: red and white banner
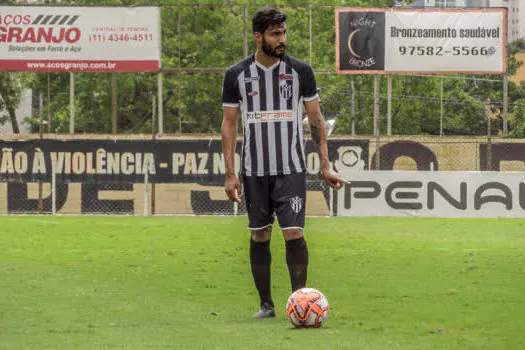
[0,6,160,72]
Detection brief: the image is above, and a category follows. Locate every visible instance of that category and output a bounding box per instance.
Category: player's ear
[253,31,263,43]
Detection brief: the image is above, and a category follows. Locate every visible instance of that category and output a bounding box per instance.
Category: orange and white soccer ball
[286,287,329,328]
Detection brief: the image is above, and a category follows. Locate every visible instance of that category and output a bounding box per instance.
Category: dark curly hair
[252,7,286,34]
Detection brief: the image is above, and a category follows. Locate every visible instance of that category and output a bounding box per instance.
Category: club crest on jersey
[289,196,303,213]
[279,84,292,100]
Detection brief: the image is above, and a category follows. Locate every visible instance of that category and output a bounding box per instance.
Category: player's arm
[221,107,241,203]
[304,99,347,190]
[221,67,242,203]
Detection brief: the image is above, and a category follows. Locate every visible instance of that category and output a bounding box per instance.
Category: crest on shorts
[279,84,292,100]
[289,196,303,213]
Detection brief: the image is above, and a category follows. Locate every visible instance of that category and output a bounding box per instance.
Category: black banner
[0,138,368,215]
[0,139,369,184]
[337,10,386,73]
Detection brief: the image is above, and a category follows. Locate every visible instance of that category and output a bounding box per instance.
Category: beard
[262,38,285,58]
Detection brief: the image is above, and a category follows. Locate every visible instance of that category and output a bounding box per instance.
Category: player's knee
[283,229,303,241]
[251,226,272,242]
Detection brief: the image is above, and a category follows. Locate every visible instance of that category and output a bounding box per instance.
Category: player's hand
[321,168,349,190]
[224,173,242,203]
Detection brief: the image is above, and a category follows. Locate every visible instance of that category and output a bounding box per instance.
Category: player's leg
[273,173,309,292]
[243,175,276,318]
[250,226,275,318]
[282,228,308,292]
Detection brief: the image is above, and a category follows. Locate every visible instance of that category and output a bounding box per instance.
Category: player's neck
[255,50,280,68]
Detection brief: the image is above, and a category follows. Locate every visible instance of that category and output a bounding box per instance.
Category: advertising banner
[0,139,368,183]
[336,8,506,74]
[0,6,160,72]
[0,138,369,215]
[335,170,525,218]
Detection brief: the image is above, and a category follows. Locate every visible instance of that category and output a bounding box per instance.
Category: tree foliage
[4,0,525,136]
[0,73,22,133]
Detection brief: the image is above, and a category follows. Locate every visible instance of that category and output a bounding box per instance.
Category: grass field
[1,216,525,349]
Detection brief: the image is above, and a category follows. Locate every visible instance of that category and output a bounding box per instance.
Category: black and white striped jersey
[222,54,318,176]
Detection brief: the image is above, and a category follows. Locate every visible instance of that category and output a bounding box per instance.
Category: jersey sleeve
[301,64,318,102]
[222,68,241,108]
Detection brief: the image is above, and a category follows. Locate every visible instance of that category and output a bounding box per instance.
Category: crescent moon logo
[348,29,361,58]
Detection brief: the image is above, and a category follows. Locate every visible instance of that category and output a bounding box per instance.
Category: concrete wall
[511,52,525,85]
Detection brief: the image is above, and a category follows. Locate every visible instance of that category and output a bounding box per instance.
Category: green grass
[1,216,525,349]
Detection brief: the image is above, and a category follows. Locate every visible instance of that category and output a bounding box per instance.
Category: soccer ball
[286,287,329,328]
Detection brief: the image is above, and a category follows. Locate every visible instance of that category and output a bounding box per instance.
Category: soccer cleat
[253,302,276,318]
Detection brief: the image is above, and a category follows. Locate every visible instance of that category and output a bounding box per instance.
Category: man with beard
[221,7,347,318]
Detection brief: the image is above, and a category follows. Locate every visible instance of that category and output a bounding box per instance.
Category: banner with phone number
[336,8,507,74]
[0,6,160,72]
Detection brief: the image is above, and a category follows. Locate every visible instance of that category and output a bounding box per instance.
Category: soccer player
[221,7,347,318]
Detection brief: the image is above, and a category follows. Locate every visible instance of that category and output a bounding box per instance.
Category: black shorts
[242,173,306,231]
